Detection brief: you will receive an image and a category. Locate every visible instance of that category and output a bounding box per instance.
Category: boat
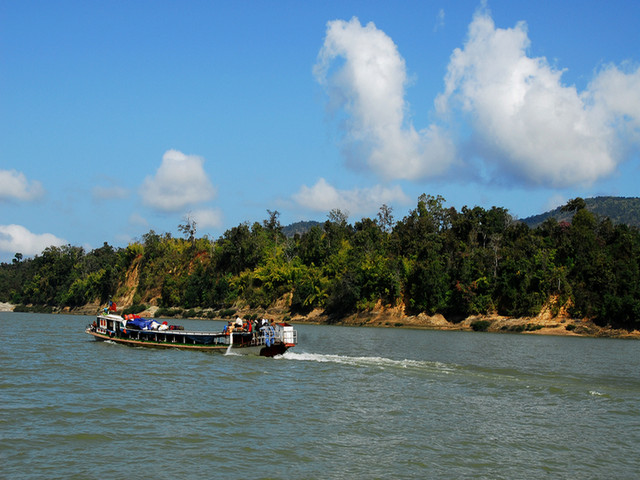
[85,312,297,357]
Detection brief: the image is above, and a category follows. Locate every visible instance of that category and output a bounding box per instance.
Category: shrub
[470,320,491,332]
[123,304,146,315]
[13,304,53,313]
[524,324,543,331]
[154,307,182,318]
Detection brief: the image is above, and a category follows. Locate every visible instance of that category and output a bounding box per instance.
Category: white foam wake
[224,346,241,356]
[279,350,452,373]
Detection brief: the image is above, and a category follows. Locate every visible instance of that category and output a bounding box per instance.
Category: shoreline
[0,302,14,312]
[286,309,640,339]
[3,302,638,339]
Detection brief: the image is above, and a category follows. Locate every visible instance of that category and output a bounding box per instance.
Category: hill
[282,220,321,238]
[521,196,640,228]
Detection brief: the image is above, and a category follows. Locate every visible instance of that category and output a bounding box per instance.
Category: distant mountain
[521,196,640,228]
[282,220,322,238]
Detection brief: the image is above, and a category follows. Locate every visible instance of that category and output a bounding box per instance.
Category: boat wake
[279,350,453,374]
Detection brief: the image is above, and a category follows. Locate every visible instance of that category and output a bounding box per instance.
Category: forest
[1,195,639,331]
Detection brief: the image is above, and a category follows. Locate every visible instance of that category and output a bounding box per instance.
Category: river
[1,312,639,479]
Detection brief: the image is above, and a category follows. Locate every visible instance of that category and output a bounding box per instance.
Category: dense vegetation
[1,195,639,330]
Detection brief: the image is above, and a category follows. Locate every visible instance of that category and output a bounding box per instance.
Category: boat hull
[86,327,291,357]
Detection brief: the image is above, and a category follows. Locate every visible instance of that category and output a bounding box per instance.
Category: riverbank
[4,301,638,339]
[285,307,640,339]
[0,302,14,312]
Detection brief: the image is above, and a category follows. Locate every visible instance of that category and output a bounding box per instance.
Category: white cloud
[0,169,44,201]
[141,149,216,212]
[588,64,640,142]
[434,9,445,32]
[292,178,409,215]
[436,10,640,187]
[191,208,223,230]
[0,225,66,257]
[314,17,456,181]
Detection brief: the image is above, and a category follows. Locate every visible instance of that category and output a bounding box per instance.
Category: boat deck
[86,315,297,356]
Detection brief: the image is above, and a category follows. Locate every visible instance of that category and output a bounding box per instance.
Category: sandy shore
[0,302,14,312]
[286,309,640,339]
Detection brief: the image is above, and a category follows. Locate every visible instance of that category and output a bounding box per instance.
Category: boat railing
[255,326,298,346]
[226,328,298,347]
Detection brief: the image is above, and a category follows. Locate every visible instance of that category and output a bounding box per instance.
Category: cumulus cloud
[0,169,44,201]
[436,10,640,187]
[314,17,456,180]
[293,178,409,215]
[191,208,223,230]
[588,64,640,142]
[0,225,66,257]
[141,149,216,212]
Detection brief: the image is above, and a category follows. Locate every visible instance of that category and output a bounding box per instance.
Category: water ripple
[2,313,639,479]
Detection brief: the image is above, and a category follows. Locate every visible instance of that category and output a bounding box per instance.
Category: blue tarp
[125,317,156,330]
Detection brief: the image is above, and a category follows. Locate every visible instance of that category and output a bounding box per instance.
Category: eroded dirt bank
[5,301,638,339]
[285,308,639,339]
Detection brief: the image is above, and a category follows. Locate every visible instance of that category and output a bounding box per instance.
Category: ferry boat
[86,313,297,357]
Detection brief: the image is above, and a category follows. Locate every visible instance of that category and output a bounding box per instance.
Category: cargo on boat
[86,311,297,357]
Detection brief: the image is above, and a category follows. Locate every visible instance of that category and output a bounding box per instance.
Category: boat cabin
[95,314,125,336]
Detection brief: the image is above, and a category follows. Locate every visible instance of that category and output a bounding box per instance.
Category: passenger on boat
[260,321,277,347]
[223,322,234,335]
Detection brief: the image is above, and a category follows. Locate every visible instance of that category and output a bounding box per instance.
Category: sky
[1,0,639,262]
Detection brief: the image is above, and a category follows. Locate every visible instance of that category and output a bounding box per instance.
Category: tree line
[1,195,639,330]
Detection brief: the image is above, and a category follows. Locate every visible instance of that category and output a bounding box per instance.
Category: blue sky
[1,0,639,262]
